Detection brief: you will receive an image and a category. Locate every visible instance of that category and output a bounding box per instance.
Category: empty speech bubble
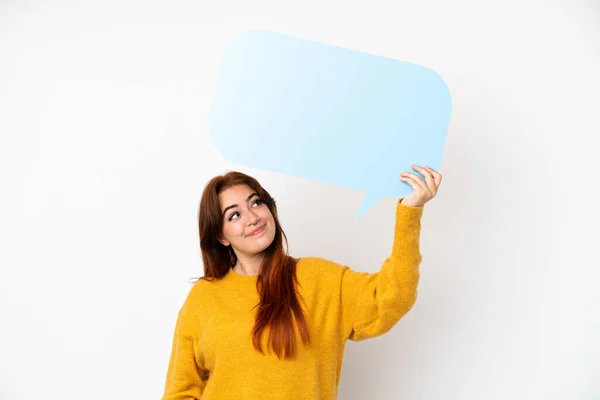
[209,30,451,221]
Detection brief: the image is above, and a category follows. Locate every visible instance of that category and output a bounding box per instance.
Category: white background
[1,1,599,399]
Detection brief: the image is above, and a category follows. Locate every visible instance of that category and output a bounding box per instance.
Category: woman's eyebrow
[222,193,259,216]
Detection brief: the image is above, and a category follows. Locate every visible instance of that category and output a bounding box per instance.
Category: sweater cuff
[391,198,424,257]
[397,198,424,212]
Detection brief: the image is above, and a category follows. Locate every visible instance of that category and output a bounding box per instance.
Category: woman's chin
[253,237,275,253]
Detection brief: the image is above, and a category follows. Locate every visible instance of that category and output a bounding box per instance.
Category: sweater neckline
[225,267,259,283]
[223,257,304,284]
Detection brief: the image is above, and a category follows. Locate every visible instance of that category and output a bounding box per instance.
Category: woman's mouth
[248,225,266,236]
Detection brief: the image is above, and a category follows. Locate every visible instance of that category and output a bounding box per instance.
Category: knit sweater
[162,200,424,399]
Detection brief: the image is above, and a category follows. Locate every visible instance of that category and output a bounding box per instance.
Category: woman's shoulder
[296,256,348,281]
[297,255,342,267]
[181,275,225,304]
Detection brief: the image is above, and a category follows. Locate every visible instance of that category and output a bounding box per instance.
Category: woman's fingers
[423,165,443,188]
[399,164,443,206]
[401,171,428,191]
[400,174,421,191]
[410,164,436,194]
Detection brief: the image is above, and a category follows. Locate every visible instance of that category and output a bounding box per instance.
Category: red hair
[196,171,310,360]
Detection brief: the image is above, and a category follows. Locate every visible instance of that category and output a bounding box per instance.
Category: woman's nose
[248,211,260,224]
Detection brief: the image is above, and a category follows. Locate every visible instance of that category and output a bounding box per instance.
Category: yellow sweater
[162,200,424,399]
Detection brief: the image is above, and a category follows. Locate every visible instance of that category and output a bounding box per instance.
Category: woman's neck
[232,256,263,276]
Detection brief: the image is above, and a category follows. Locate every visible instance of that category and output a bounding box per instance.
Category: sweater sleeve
[162,296,208,400]
[341,199,424,342]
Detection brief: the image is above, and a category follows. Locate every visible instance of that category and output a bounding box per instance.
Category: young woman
[162,165,442,399]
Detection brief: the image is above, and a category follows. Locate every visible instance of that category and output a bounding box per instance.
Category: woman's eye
[228,199,262,221]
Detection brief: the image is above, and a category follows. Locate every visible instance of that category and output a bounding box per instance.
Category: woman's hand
[399,164,442,207]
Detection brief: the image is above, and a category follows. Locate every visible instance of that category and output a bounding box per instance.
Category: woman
[162,164,442,399]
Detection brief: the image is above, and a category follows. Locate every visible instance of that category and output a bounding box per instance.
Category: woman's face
[218,184,276,258]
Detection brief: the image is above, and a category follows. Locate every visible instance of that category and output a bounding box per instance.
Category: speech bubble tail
[354,193,382,222]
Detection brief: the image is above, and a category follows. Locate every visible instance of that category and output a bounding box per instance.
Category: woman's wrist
[399,198,423,207]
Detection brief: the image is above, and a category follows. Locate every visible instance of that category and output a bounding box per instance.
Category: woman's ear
[218,234,230,247]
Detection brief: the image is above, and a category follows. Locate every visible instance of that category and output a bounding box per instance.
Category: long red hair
[196,171,310,360]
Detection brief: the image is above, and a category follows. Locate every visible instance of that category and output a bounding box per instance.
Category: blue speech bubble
[209,30,451,221]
